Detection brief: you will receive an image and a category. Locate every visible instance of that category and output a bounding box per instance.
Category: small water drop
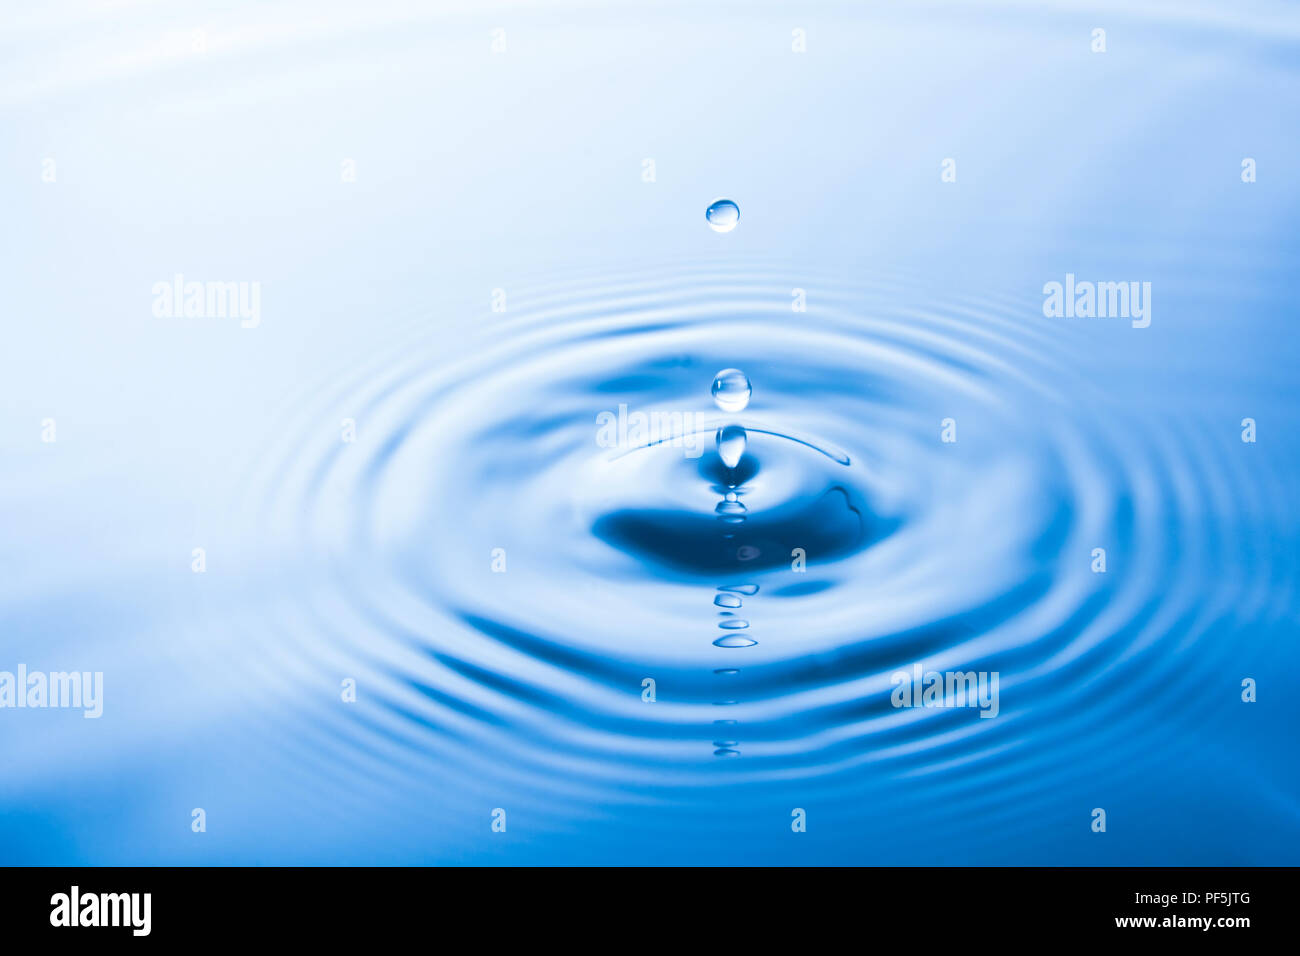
[713,668,739,675]
[705,198,740,233]
[711,369,751,412]
[714,499,747,518]
[714,593,742,608]
[713,747,741,757]
[713,634,757,647]
[713,740,738,747]
[718,619,749,629]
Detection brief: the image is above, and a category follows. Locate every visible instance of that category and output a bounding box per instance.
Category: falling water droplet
[718,619,750,629]
[713,668,739,675]
[705,198,740,232]
[713,593,742,608]
[713,748,741,757]
[711,369,751,412]
[718,584,759,596]
[713,634,757,647]
[713,740,739,748]
[716,424,747,468]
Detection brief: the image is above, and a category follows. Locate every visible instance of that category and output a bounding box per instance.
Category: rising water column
[709,368,759,756]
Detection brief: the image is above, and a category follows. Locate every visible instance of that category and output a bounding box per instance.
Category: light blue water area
[1,0,1298,864]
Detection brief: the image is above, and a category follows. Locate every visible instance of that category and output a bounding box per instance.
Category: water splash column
[708,369,758,757]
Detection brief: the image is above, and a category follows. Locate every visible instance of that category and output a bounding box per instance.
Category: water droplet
[713,634,757,647]
[713,740,738,748]
[711,368,751,412]
[714,593,742,608]
[715,424,747,468]
[713,668,739,675]
[736,545,760,561]
[718,619,749,629]
[718,584,759,596]
[713,747,741,757]
[705,198,740,233]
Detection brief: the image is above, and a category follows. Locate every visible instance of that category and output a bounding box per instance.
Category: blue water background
[1,0,1298,864]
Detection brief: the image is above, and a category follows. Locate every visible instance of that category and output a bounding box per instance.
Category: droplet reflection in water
[705,198,740,232]
[711,368,751,412]
[713,635,757,647]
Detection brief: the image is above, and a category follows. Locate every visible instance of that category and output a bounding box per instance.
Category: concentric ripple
[226,258,1295,820]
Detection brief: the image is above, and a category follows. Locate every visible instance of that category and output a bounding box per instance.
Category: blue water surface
[1,0,1298,865]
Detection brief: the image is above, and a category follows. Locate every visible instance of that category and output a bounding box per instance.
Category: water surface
[1,0,1297,865]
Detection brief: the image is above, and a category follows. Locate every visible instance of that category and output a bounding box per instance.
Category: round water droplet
[711,369,751,412]
[715,424,747,468]
[713,635,756,648]
[714,499,746,517]
[705,198,740,232]
[714,593,742,608]
[718,619,749,629]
